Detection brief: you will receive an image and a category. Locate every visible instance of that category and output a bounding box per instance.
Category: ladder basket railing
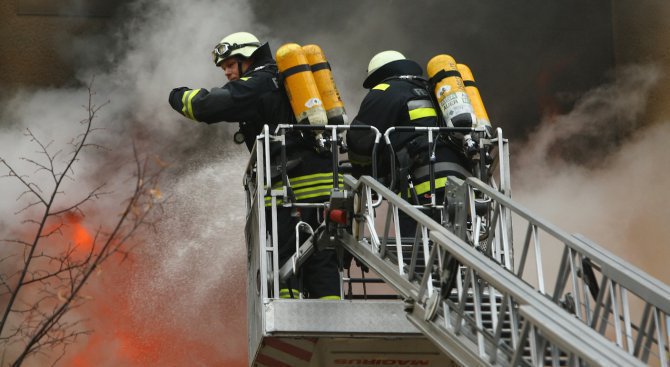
[243,124,382,300]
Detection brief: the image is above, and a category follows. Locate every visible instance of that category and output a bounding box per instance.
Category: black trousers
[269,206,341,298]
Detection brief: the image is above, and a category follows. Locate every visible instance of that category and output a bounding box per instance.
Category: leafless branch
[0,79,166,366]
[48,184,110,217]
[0,160,46,207]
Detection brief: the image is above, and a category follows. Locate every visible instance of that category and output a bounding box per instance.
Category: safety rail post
[493,127,511,197]
[243,126,275,363]
[489,128,513,269]
[462,175,670,365]
[243,125,291,301]
[338,174,645,367]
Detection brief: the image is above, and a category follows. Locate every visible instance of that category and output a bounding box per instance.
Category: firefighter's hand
[168,87,190,112]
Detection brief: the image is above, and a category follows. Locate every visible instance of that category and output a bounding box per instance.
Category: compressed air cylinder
[302,44,348,125]
[426,54,476,128]
[276,43,328,127]
[457,64,492,130]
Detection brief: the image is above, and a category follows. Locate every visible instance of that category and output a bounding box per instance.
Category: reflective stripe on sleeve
[409,107,437,120]
[181,88,201,120]
[407,99,437,121]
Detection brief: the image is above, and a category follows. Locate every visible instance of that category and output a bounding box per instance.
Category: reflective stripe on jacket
[265,172,344,206]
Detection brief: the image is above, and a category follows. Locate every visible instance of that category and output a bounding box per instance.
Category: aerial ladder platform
[243,125,670,367]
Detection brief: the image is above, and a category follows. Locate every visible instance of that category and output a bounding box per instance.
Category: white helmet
[363,50,413,88]
[366,50,406,77]
[212,31,261,66]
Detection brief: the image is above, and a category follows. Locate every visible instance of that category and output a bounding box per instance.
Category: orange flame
[61,257,246,367]
[65,212,93,253]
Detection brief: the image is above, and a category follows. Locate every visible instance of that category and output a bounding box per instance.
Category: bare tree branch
[0,79,166,366]
[48,184,110,217]
[0,160,47,207]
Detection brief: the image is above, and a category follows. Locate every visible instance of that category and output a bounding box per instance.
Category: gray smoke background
[0,0,668,365]
[514,64,670,285]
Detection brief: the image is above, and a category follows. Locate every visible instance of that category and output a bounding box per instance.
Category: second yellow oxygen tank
[426,54,476,128]
[302,44,348,125]
[276,43,328,127]
[457,64,492,131]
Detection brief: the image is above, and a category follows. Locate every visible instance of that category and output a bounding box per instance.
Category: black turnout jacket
[169,43,294,151]
[346,59,471,193]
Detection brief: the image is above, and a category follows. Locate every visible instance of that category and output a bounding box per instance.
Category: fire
[60,251,246,367]
[35,208,247,365]
[65,211,93,253]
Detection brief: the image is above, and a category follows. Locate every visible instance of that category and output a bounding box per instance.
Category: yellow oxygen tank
[302,44,348,125]
[426,54,476,128]
[276,43,328,127]
[457,64,492,130]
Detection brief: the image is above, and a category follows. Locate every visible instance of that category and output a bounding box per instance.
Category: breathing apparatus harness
[230,63,292,147]
[377,75,447,203]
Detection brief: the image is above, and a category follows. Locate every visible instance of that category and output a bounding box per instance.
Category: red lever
[329,209,347,224]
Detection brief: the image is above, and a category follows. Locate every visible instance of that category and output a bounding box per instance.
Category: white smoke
[513,64,670,284]
[0,0,258,365]
[3,0,669,365]
[70,0,258,365]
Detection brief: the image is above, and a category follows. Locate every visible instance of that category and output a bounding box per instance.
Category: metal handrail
[275,123,382,182]
[244,124,383,300]
[382,126,491,205]
[337,174,644,366]
[454,175,670,365]
[244,125,667,365]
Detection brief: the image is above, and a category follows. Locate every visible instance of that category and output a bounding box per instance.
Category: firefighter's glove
[168,87,190,114]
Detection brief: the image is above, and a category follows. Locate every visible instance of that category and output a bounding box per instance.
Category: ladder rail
[340,174,644,367]
[463,175,670,364]
[243,125,668,366]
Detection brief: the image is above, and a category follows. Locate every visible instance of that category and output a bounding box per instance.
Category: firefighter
[168,32,340,300]
[346,50,472,234]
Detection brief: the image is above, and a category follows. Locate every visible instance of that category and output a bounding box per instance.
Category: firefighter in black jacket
[168,32,340,299]
[347,50,472,234]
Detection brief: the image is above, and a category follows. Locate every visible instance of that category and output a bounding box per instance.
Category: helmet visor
[212,41,261,66]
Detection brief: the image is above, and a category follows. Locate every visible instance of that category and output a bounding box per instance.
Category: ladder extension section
[336,175,649,367]
[245,125,668,366]
[457,175,670,366]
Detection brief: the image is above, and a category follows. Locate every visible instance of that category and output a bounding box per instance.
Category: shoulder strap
[380,74,429,88]
[244,62,278,78]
